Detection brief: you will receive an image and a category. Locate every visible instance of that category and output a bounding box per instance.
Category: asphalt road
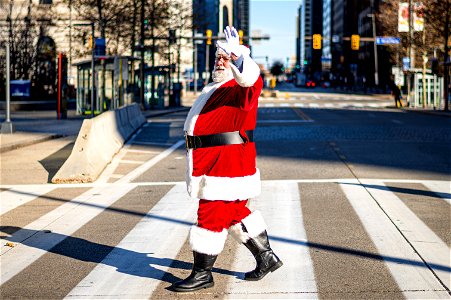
[1,98,450,299]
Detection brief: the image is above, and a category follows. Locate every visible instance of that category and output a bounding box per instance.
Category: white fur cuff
[189,225,228,255]
[228,222,250,243]
[241,210,267,238]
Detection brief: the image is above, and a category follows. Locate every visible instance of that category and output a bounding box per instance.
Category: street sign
[402,57,410,71]
[376,37,401,45]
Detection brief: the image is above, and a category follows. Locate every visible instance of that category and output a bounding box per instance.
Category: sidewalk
[0,106,190,153]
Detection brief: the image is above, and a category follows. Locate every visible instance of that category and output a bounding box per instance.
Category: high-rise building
[192,0,249,83]
[296,0,322,79]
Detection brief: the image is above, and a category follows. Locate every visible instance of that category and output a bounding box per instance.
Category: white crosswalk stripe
[66,183,197,299]
[226,181,318,298]
[340,181,450,298]
[1,185,56,215]
[1,178,449,298]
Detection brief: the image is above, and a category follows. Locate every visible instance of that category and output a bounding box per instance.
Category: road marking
[309,103,320,108]
[226,181,317,298]
[340,182,450,298]
[293,108,313,121]
[116,140,184,184]
[391,119,403,124]
[361,181,451,290]
[126,149,159,154]
[66,184,197,299]
[118,159,147,164]
[422,181,451,204]
[0,185,55,215]
[132,141,174,146]
[0,183,137,284]
[0,140,185,284]
[262,103,275,107]
[257,120,314,124]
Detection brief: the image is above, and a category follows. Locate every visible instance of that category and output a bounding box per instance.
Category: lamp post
[1,43,15,134]
[368,0,379,87]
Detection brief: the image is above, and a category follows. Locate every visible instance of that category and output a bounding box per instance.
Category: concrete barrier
[52,103,145,183]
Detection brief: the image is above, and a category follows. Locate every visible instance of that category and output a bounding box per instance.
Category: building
[295,0,322,81]
[1,0,196,107]
[192,0,250,84]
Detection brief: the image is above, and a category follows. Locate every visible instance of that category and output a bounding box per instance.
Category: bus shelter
[137,65,174,109]
[74,56,138,115]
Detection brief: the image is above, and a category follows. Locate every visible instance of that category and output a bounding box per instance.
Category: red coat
[184,51,263,201]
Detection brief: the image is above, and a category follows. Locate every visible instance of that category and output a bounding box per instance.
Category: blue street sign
[376,37,401,45]
[402,57,410,71]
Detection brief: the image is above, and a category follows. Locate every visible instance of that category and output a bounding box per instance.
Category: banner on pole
[398,2,409,32]
[413,2,424,32]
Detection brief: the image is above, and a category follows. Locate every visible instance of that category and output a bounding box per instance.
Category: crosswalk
[1,177,449,298]
[258,101,390,109]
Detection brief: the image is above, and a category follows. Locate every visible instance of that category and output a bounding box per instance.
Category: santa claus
[170,26,282,292]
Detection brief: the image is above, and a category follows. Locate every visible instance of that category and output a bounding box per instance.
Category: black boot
[170,251,218,292]
[243,230,283,281]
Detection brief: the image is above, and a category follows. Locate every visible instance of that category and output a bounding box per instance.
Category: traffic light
[313,34,321,50]
[239,30,244,45]
[169,29,176,44]
[89,34,94,49]
[206,29,212,45]
[431,58,439,74]
[351,34,360,50]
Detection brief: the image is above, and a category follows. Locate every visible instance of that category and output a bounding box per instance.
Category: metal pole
[422,30,427,109]
[204,43,210,86]
[1,43,15,133]
[91,22,95,118]
[139,0,145,109]
[194,44,198,95]
[371,3,379,86]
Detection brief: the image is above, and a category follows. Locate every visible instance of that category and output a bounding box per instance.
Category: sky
[250,0,302,68]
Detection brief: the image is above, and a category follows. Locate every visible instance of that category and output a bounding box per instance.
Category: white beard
[212,67,232,83]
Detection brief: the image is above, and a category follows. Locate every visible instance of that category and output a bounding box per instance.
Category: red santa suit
[184,46,268,255]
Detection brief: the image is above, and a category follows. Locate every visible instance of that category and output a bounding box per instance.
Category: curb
[0,134,64,154]
[402,108,451,118]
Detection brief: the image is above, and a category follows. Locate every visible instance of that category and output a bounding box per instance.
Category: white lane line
[118,160,147,164]
[263,103,275,107]
[65,183,197,299]
[422,181,451,205]
[0,183,136,284]
[362,181,451,290]
[340,182,449,298]
[0,185,55,215]
[257,120,314,124]
[116,140,184,184]
[226,181,317,299]
[0,141,185,284]
[126,149,159,154]
[132,141,173,146]
[309,103,320,108]
[280,103,290,107]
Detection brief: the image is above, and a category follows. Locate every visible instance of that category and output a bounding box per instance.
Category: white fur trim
[187,168,261,201]
[241,210,267,238]
[229,46,260,87]
[228,222,250,243]
[189,225,228,255]
[183,76,232,135]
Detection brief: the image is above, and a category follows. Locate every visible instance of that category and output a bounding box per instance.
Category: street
[1,96,450,299]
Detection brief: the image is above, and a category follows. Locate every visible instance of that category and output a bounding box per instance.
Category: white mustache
[215,66,226,71]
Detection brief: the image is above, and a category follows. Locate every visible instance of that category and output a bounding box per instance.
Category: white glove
[216,26,242,57]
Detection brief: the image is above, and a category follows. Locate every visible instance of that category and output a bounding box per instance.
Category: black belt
[185,130,254,149]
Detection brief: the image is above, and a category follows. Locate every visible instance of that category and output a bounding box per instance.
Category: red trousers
[197,199,251,232]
